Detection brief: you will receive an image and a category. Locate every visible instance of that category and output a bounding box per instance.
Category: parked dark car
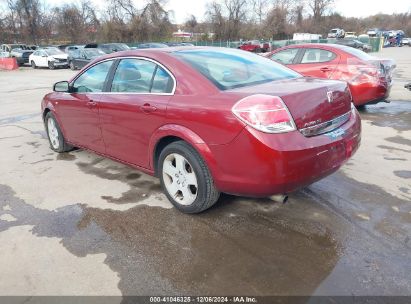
[334,39,371,52]
[137,43,169,49]
[164,42,195,47]
[84,43,130,54]
[67,48,105,70]
[0,44,33,66]
[65,45,84,54]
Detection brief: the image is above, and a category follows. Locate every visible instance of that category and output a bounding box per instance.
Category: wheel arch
[149,124,221,180]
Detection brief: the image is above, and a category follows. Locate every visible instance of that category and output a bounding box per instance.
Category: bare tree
[185,14,198,34]
[206,1,225,39]
[252,0,269,24]
[7,0,44,43]
[54,0,98,43]
[224,0,248,40]
[308,0,334,21]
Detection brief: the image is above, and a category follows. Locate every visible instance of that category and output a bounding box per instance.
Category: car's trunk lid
[229,77,352,135]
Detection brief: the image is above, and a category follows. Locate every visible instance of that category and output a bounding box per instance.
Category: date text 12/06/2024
[149,296,257,303]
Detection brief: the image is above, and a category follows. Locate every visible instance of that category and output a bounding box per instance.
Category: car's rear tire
[45,112,73,153]
[158,141,220,213]
[48,61,55,70]
[69,61,76,70]
[31,60,37,69]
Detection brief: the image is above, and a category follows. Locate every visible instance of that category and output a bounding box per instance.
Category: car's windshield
[11,45,25,50]
[102,43,130,52]
[84,49,105,57]
[173,48,300,90]
[45,48,64,56]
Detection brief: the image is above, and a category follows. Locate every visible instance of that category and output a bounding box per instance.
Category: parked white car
[328,28,345,38]
[29,48,68,69]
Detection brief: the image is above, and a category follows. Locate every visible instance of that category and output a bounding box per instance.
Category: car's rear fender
[149,124,223,181]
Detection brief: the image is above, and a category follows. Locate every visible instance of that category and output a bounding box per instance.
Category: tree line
[0,0,410,44]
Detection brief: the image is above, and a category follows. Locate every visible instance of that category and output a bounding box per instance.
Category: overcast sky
[45,0,411,24]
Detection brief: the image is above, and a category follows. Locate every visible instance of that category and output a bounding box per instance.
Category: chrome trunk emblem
[327,91,334,103]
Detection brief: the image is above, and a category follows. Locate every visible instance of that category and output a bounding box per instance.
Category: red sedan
[267,44,394,106]
[42,47,361,213]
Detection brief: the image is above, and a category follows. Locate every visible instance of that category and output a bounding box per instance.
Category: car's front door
[54,60,114,153]
[294,48,340,79]
[99,57,174,168]
[75,50,90,69]
[38,50,48,67]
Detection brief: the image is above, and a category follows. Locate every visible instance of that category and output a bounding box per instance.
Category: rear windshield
[339,45,374,60]
[173,48,300,90]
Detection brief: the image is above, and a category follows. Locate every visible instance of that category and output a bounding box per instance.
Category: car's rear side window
[301,49,336,63]
[173,48,300,90]
[72,60,113,93]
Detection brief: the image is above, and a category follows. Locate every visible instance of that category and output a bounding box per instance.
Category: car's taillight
[232,94,296,133]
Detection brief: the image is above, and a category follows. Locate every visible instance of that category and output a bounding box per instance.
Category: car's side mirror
[53,81,70,92]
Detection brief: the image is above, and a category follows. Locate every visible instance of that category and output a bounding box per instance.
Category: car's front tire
[158,141,220,213]
[45,112,73,153]
[48,61,55,70]
[31,60,37,69]
[69,61,76,70]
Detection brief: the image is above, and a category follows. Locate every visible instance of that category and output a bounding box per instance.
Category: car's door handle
[140,103,157,113]
[320,67,332,72]
[87,100,97,108]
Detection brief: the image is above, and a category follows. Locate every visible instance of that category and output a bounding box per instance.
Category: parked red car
[42,47,361,213]
[267,44,394,106]
[238,40,270,53]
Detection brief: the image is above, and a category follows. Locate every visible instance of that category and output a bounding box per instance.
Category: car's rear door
[294,48,340,79]
[55,60,114,153]
[99,57,174,168]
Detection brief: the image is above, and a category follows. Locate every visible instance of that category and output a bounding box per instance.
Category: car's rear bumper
[350,80,391,106]
[208,107,361,197]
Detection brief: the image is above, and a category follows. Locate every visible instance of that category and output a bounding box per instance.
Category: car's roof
[278,43,355,51]
[95,46,213,60]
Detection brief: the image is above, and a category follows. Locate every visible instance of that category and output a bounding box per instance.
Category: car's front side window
[271,48,299,65]
[72,61,113,93]
[111,58,156,93]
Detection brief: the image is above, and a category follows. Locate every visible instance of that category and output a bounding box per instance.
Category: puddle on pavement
[358,101,411,131]
[310,171,411,249]
[76,158,163,204]
[0,113,40,125]
[0,184,341,295]
[385,136,411,146]
[394,170,411,179]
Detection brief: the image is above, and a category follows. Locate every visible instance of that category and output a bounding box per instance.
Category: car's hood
[51,54,68,60]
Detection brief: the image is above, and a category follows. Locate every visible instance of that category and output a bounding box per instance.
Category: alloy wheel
[162,153,198,205]
[47,118,60,150]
